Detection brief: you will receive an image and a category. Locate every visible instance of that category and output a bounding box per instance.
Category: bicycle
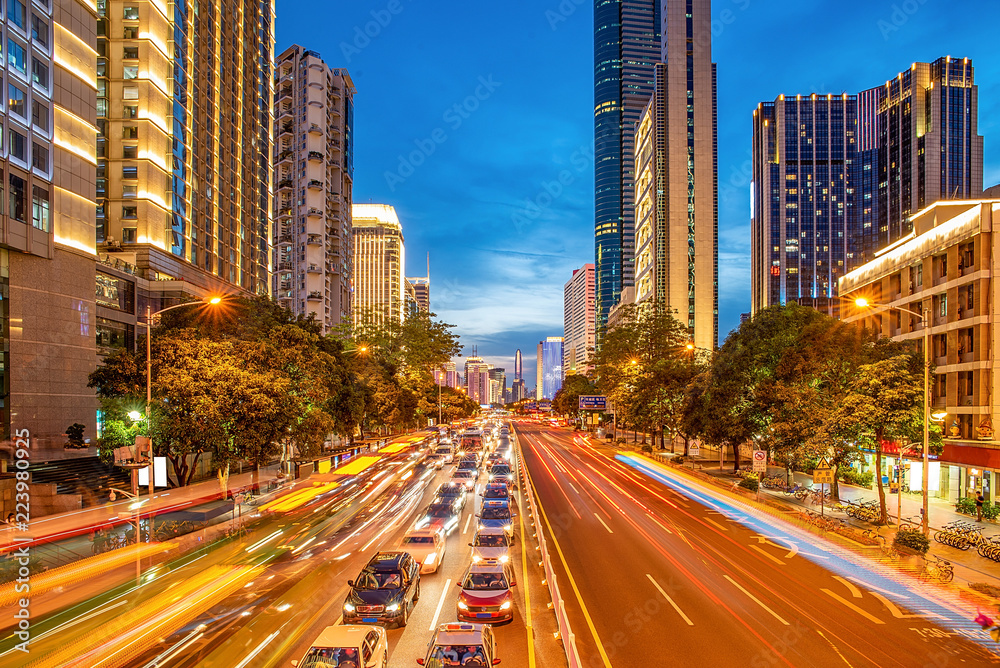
[877,535,900,560]
[919,555,954,584]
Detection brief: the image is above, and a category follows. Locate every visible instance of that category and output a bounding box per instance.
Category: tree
[552,375,597,418]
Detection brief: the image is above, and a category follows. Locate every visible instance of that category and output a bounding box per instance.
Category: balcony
[306,207,322,218]
[307,179,323,190]
[307,235,322,245]
[307,151,324,162]
[277,85,292,100]
[308,123,322,135]
[278,105,293,121]
[280,120,293,134]
[278,233,292,244]
[307,291,323,301]
[279,280,292,291]
[277,261,292,271]
[276,149,293,164]
[307,264,322,274]
[277,178,293,189]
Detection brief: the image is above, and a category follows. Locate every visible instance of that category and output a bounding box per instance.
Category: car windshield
[404,536,435,545]
[464,572,509,590]
[491,466,510,473]
[436,447,452,454]
[475,534,507,547]
[299,646,361,668]
[427,645,488,667]
[481,508,510,520]
[427,507,454,518]
[355,571,402,589]
[454,471,473,478]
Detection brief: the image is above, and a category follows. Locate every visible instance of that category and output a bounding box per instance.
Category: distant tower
[514,349,522,381]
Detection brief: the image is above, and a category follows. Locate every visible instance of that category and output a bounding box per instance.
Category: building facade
[272,46,354,331]
[464,355,489,405]
[750,94,859,316]
[537,337,564,400]
[563,263,595,377]
[487,367,506,406]
[97,0,274,301]
[839,198,1000,503]
[352,203,406,327]
[594,0,660,333]
[406,276,429,312]
[1,0,100,449]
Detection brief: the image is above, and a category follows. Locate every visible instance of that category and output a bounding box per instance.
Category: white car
[469,526,511,564]
[399,528,447,574]
[291,624,387,668]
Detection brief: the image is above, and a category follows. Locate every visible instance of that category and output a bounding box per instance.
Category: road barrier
[513,432,582,668]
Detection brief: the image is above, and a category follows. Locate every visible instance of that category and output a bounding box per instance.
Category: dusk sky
[278,0,999,388]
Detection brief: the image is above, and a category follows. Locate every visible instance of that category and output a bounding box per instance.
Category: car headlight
[499,555,509,563]
[458,601,468,610]
[501,601,512,610]
[424,553,436,566]
[504,525,512,532]
[343,603,355,612]
[386,603,400,612]
[472,554,481,563]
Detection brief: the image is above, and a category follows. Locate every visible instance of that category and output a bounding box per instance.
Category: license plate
[362,617,378,623]
[476,613,493,618]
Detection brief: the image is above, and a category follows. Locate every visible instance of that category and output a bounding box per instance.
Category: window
[123,26,137,39]
[122,165,137,179]
[123,46,138,59]
[8,40,26,73]
[939,294,947,318]
[122,144,136,158]
[96,58,106,77]
[122,65,137,80]
[31,99,47,130]
[31,142,47,171]
[7,83,25,117]
[31,57,48,90]
[8,128,25,160]
[123,104,137,118]
[122,184,136,197]
[30,14,47,47]
[122,85,138,100]
[121,227,137,243]
[31,185,48,230]
[123,5,138,19]
[8,0,25,31]
[122,125,137,139]
[8,173,25,222]
[121,205,137,219]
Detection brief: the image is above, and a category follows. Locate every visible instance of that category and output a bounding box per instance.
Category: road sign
[817,456,831,469]
[752,450,767,473]
[688,444,700,457]
[813,467,834,485]
[578,395,608,411]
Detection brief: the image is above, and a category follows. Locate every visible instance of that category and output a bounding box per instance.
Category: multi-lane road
[516,421,1000,667]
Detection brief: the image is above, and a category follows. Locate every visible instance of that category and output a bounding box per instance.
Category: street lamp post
[109,487,147,587]
[855,297,934,535]
[141,297,222,497]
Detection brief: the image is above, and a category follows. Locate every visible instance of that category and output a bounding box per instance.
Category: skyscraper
[513,348,522,381]
[406,276,429,312]
[97,0,273,299]
[594,0,661,334]
[2,0,100,448]
[537,337,564,400]
[750,94,859,315]
[464,355,490,405]
[488,367,506,406]
[352,203,407,327]
[563,264,596,376]
[273,46,355,331]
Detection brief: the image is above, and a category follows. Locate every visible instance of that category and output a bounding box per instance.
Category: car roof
[404,528,442,539]
[433,623,488,645]
[311,624,379,647]
[366,551,406,569]
[468,559,506,574]
[474,526,507,536]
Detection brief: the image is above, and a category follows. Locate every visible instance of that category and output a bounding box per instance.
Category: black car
[488,464,512,483]
[343,552,421,628]
[436,482,468,510]
[415,502,462,533]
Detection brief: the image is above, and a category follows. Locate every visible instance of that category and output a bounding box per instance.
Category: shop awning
[942,442,1000,469]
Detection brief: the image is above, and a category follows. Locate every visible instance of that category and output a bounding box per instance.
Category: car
[434,443,455,464]
[451,469,477,491]
[417,622,499,667]
[414,502,461,534]
[400,528,447,574]
[469,527,512,564]
[477,500,515,541]
[343,552,421,628]
[480,482,512,503]
[435,482,468,510]
[488,464,512,483]
[457,456,479,472]
[456,559,516,624]
[291,624,387,668]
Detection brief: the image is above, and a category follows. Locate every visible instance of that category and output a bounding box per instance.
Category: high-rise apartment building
[750,94,859,315]
[594,0,660,333]
[751,57,983,316]
[435,361,459,389]
[537,337,564,400]
[97,0,274,299]
[406,276,429,312]
[464,355,489,405]
[1,0,99,448]
[272,46,354,331]
[563,263,595,376]
[352,203,406,327]
[488,367,506,406]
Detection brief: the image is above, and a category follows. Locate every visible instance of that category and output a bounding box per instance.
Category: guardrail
[513,432,582,668]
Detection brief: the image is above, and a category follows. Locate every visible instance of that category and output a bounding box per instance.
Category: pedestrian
[977,491,985,521]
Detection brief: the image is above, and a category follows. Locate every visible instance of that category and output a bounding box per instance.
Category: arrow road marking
[868,591,919,618]
[753,534,799,559]
[749,544,785,566]
[833,576,862,599]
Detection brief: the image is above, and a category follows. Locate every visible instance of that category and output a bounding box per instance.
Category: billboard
[578,395,608,410]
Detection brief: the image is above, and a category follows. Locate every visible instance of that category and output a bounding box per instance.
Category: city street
[515,421,1000,667]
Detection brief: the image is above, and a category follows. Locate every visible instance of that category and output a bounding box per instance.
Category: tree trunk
[831,462,840,501]
[874,448,887,524]
[185,452,202,486]
[733,443,742,472]
[683,435,690,457]
[217,462,230,501]
[252,463,260,494]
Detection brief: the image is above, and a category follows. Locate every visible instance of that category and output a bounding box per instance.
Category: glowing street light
[127,410,143,422]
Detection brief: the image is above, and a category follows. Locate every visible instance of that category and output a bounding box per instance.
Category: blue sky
[277,0,999,388]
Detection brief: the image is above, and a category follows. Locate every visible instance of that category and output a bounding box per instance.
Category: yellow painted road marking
[517,440,536,668]
[821,588,885,624]
[594,512,614,534]
[833,575,862,599]
[749,544,785,566]
[646,574,693,626]
[816,629,857,667]
[868,591,919,618]
[704,517,729,532]
[723,574,790,626]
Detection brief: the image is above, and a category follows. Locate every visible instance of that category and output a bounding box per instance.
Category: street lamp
[854,296,934,535]
[109,487,148,586]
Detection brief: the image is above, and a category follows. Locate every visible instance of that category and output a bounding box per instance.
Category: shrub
[739,473,759,492]
[640,444,653,454]
[893,528,930,555]
[970,582,1000,599]
[839,469,873,488]
[984,503,1000,521]
[956,497,976,515]
[674,456,685,465]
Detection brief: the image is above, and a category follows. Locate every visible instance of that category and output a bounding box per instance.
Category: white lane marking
[833,575,863,599]
[821,588,884,624]
[567,481,580,494]
[646,574,693,626]
[594,512,614,534]
[463,512,474,535]
[429,578,453,631]
[233,630,281,668]
[723,575,790,626]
